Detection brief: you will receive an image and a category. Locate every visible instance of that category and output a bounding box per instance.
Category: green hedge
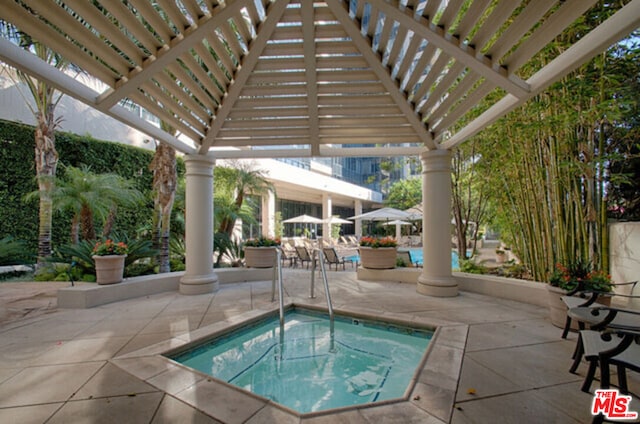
[0,119,184,256]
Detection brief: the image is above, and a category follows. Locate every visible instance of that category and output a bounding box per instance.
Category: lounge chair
[568,307,640,395]
[322,247,348,271]
[561,281,638,338]
[295,246,316,269]
[279,244,297,267]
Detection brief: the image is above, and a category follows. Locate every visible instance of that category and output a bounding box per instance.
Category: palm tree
[149,122,177,273]
[50,165,144,243]
[0,24,70,267]
[216,162,274,237]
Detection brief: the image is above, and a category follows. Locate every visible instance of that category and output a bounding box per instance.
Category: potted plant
[359,236,397,269]
[495,248,506,264]
[546,260,613,328]
[243,236,280,268]
[92,239,128,285]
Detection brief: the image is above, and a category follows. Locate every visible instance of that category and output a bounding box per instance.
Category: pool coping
[111,302,469,423]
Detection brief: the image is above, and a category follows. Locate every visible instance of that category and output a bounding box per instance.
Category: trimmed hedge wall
[0,119,184,255]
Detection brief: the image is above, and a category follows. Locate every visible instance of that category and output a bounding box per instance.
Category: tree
[149,122,177,273]
[215,162,274,237]
[451,141,489,260]
[50,165,143,243]
[0,24,70,267]
[384,177,421,211]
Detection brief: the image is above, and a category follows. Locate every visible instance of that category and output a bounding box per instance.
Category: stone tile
[29,336,132,365]
[245,404,300,424]
[176,378,268,424]
[359,402,445,424]
[301,409,367,424]
[116,332,174,356]
[0,403,61,424]
[147,363,206,395]
[0,362,103,407]
[47,392,163,424]
[411,381,456,422]
[0,366,21,384]
[533,381,605,424]
[465,318,562,352]
[75,317,152,338]
[138,313,204,336]
[71,362,158,400]
[455,356,521,401]
[451,391,583,424]
[111,355,182,381]
[151,394,224,424]
[467,341,582,390]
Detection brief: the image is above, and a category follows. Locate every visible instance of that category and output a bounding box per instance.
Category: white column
[354,200,363,239]
[262,191,276,237]
[180,155,218,295]
[322,193,332,242]
[417,150,458,297]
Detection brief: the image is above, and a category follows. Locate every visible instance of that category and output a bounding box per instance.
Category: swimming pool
[169,307,433,414]
[345,249,462,269]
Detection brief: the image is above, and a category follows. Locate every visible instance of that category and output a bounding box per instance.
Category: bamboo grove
[471,4,639,282]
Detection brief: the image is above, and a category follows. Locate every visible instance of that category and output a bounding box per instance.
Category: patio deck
[0,271,638,423]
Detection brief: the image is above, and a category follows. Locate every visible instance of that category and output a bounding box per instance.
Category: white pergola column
[322,193,332,242]
[180,155,218,295]
[417,149,458,297]
[262,191,276,237]
[354,200,363,238]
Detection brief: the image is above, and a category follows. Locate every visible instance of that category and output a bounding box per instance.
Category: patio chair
[568,307,640,395]
[279,244,297,267]
[561,281,638,338]
[295,246,316,269]
[322,247,347,271]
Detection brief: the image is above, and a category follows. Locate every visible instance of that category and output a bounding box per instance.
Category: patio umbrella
[404,205,423,220]
[348,207,412,221]
[282,214,323,238]
[282,214,323,224]
[323,216,352,224]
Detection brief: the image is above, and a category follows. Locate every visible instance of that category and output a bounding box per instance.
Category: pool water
[170,308,433,414]
[345,249,461,269]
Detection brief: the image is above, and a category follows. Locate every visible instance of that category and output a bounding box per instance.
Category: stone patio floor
[0,270,638,423]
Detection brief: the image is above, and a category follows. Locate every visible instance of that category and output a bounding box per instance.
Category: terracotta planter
[359,247,397,269]
[244,247,278,268]
[545,285,612,329]
[93,255,126,285]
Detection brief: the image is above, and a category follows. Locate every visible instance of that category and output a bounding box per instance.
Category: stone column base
[417,275,458,297]
[179,272,219,295]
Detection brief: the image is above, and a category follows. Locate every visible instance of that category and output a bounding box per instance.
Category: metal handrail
[311,248,335,351]
[272,248,285,328]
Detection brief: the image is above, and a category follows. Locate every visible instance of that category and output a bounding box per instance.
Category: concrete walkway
[0,272,638,423]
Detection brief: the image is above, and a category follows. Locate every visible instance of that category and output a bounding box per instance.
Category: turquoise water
[170,309,433,414]
[345,249,461,269]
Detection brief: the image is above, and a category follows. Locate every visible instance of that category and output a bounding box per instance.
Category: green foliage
[385,177,421,211]
[0,236,33,265]
[0,120,164,258]
[459,259,488,274]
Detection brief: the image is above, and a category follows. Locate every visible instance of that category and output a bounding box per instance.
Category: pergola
[1,0,638,296]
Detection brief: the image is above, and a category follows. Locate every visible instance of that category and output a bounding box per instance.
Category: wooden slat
[317,70,379,82]
[140,80,207,131]
[240,85,309,96]
[247,71,307,84]
[156,0,191,32]
[418,61,466,116]
[395,34,422,82]
[205,34,237,76]
[469,0,519,52]
[318,94,398,106]
[505,0,599,72]
[62,0,145,67]
[386,25,408,67]
[180,52,225,100]
[20,0,132,76]
[219,22,245,59]
[181,0,207,23]
[411,51,449,103]
[431,80,495,134]
[425,70,479,122]
[437,0,465,31]
[0,1,118,85]
[486,0,556,63]
[167,62,219,111]
[318,82,387,95]
[229,107,308,119]
[191,42,231,87]
[454,0,492,41]
[319,105,403,116]
[319,116,410,127]
[403,43,437,96]
[127,0,175,44]
[154,71,212,123]
[105,1,163,53]
[130,91,203,141]
[254,57,306,71]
